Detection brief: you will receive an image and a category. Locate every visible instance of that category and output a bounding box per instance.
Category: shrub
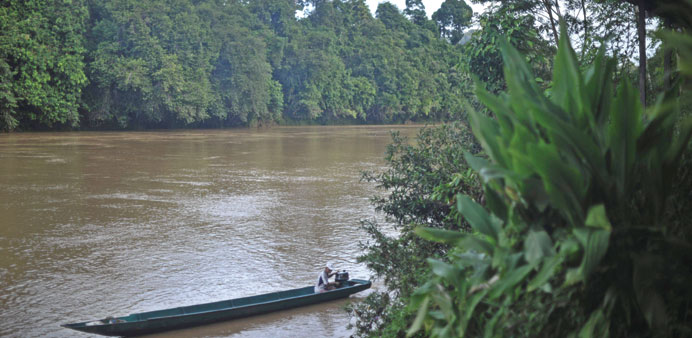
[347,122,482,337]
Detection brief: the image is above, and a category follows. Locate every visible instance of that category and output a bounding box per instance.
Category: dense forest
[1,0,479,131]
[0,0,663,131]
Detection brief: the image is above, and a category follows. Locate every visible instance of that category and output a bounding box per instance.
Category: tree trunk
[542,0,560,46]
[663,18,672,91]
[581,0,588,59]
[637,0,647,106]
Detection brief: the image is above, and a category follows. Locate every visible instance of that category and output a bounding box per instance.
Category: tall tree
[404,0,427,25]
[248,0,298,37]
[462,5,552,94]
[432,0,473,44]
[473,0,562,45]
[636,0,647,105]
[376,2,413,31]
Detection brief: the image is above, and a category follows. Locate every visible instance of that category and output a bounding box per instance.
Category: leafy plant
[409,23,692,337]
[348,122,482,337]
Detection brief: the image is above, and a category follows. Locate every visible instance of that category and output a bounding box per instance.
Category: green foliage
[1,0,684,131]
[84,0,221,128]
[462,4,552,95]
[278,0,467,124]
[410,24,692,337]
[0,58,18,131]
[404,0,429,27]
[350,123,482,337]
[2,0,476,131]
[432,0,473,45]
[0,0,88,130]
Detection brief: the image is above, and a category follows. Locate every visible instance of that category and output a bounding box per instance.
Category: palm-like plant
[409,22,692,337]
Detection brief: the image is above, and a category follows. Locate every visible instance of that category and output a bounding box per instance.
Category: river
[0,125,422,337]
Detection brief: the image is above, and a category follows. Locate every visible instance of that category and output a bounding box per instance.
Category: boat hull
[62,279,371,337]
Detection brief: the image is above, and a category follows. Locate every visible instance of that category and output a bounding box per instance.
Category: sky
[364,0,486,18]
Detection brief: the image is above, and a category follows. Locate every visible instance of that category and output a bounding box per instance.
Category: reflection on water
[0,126,421,337]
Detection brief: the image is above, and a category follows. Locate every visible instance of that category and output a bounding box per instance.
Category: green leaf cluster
[410,22,692,337]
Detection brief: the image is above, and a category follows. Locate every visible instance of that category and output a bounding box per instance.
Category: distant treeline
[0,0,476,131]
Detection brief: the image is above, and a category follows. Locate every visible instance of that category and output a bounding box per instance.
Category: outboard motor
[335,270,350,287]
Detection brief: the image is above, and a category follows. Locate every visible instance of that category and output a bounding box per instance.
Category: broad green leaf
[507,134,540,179]
[491,245,508,269]
[609,82,642,199]
[428,309,445,320]
[430,284,454,320]
[573,205,612,281]
[659,31,692,77]
[460,236,495,255]
[483,186,508,221]
[527,254,563,292]
[478,165,519,184]
[464,152,490,172]
[584,204,612,230]
[475,80,515,133]
[498,39,548,117]
[540,115,608,191]
[451,251,488,268]
[488,264,533,299]
[583,47,615,130]
[457,194,498,240]
[428,258,461,284]
[552,22,586,126]
[573,228,589,246]
[580,228,611,280]
[468,109,508,168]
[410,280,435,300]
[528,142,585,226]
[565,267,583,286]
[560,237,582,263]
[407,296,430,337]
[524,229,555,265]
[415,227,466,244]
[508,122,537,158]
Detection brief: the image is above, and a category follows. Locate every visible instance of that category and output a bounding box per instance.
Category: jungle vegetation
[1,0,664,132]
[348,0,692,337]
[2,0,479,131]
[4,0,692,337]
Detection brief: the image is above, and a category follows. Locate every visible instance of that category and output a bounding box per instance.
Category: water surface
[0,125,421,337]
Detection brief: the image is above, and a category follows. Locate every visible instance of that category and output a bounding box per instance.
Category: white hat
[326,262,335,270]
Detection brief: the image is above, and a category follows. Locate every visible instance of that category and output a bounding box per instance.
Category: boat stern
[348,279,371,288]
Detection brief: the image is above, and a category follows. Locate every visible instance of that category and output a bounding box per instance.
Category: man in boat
[315,262,337,293]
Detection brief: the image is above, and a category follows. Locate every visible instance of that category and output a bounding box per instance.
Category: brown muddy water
[0,125,422,337]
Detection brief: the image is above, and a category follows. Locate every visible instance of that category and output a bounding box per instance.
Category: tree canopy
[2,0,668,132]
[1,0,481,131]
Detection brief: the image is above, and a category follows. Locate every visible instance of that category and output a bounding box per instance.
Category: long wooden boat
[62,278,371,336]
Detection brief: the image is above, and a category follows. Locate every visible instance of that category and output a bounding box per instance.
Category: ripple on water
[0,126,421,337]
